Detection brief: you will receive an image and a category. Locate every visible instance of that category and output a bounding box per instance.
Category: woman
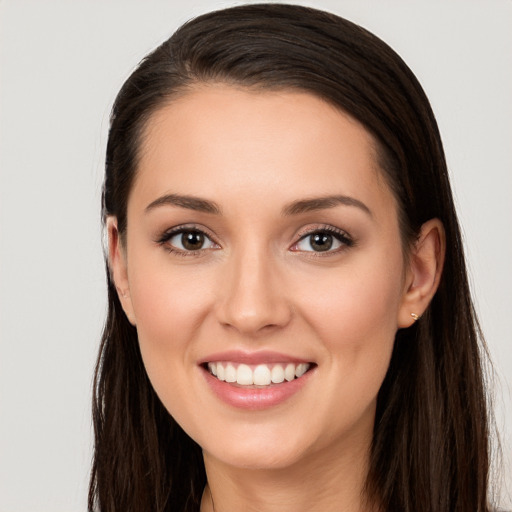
[89,4,493,511]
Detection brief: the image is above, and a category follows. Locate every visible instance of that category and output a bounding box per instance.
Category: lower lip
[202,367,314,410]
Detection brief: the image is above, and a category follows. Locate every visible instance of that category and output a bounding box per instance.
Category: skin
[109,85,445,512]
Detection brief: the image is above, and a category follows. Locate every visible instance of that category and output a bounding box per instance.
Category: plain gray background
[1,1,511,510]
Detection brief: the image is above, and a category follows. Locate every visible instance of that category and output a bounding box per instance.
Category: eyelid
[155,224,220,253]
[290,224,354,253]
[295,223,351,239]
[155,223,353,256]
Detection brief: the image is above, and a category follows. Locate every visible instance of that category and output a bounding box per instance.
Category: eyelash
[156,224,219,257]
[292,225,355,256]
[155,224,355,257]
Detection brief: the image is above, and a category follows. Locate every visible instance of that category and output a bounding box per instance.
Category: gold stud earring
[410,313,419,321]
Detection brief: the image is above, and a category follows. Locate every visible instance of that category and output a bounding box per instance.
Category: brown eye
[181,231,205,250]
[163,229,218,252]
[309,233,333,252]
[292,228,353,253]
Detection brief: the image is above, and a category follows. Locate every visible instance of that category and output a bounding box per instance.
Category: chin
[201,428,316,471]
[209,447,303,471]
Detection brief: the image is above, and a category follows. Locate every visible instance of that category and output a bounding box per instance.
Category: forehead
[132,85,395,216]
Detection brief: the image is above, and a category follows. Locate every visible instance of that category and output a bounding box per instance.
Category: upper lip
[198,350,312,365]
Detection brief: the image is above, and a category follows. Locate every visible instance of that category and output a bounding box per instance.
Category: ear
[106,217,136,325]
[398,218,446,328]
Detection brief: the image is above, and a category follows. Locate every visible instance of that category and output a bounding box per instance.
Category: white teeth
[253,365,272,386]
[295,363,308,378]
[284,363,296,382]
[237,364,254,385]
[208,362,217,376]
[225,363,237,383]
[207,361,311,386]
[271,365,285,384]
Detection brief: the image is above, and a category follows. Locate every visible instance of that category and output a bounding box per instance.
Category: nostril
[216,297,294,335]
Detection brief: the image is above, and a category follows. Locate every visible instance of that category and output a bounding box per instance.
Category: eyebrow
[145,194,222,215]
[144,193,371,217]
[282,195,372,216]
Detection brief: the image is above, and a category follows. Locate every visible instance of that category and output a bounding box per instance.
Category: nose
[215,246,292,336]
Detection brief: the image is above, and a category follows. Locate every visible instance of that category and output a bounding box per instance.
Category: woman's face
[113,85,416,470]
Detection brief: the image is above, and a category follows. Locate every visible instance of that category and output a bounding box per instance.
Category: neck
[201,435,375,512]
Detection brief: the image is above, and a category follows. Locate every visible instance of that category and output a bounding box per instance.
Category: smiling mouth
[205,361,313,387]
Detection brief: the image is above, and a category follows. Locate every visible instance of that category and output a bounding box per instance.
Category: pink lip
[198,350,311,365]
[199,354,315,411]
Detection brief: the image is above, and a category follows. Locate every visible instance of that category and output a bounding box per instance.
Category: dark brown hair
[90,4,492,511]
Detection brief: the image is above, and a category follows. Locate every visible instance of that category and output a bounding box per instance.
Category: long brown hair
[89,4,492,511]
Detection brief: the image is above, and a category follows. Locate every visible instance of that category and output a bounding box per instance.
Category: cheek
[295,259,404,440]
[126,254,215,393]
[301,257,403,337]
[128,246,214,333]
[296,251,404,384]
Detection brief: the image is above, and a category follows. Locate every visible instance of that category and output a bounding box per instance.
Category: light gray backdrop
[1,1,511,510]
